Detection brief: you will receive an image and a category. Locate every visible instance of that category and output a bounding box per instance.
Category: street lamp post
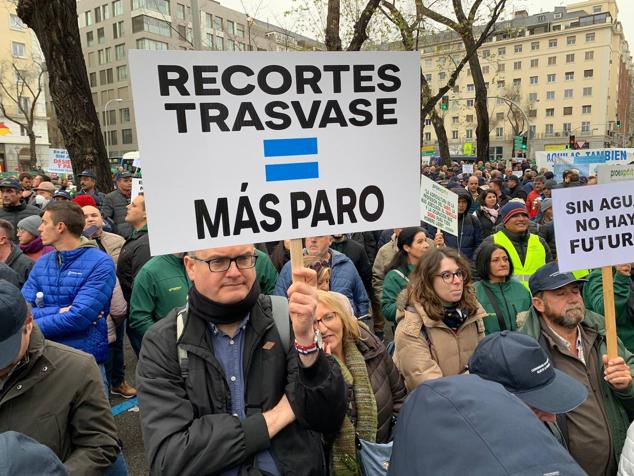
[104,98,122,160]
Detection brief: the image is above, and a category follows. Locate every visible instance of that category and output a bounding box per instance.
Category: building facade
[74,0,321,161]
[419,0,634,160]
[0,0,50,172]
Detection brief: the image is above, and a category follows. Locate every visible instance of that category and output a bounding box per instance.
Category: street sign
[129,50,422,255]
[463,143,473,155]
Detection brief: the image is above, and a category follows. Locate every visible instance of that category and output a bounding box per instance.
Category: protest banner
[552,181,634,357]
[535,148,633,181]
[596,163,634,184]
[462,163,474,174]
[47,149,73,174]
[129,51,421,257]
[131,178,143,200]
[420,175,458,236]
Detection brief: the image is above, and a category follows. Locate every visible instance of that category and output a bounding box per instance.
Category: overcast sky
[217,0,634,49]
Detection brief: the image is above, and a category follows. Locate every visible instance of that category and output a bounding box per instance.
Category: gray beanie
[541,198,553,212]
[18,215,41,237]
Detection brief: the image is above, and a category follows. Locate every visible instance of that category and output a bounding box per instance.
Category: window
[565,71,574,81]
[450,116,458,125]
[215,16,223,31]
[97,27,105,44]
[87,31,94,47]
[583,87,592,96]
[564,88,573,98]
[113,21,124,39]
[581,121,591,132]
[102,4,111,20]
[98,49,105,64]
[226,38,235,50]
[112,0,123,16]
[85,11,93,26]
[584,69,594,78]
[106,68,113,83]
[424,118,432,126]
[105,47,112,63]
[546,108,554,117]
[117,65,128,81]
[99,69,106,85]
[95,7,102,23]
[122,129,133,144]
[528,92,538,102]
[424,132,431,142]
[10,14,25,29]
[586,32,596,42]
[538,14,546,21]
[496,112,504,121]
[90,72,97,87]
[115,43,125,60]
[135,38,168,50]
[466,115,474,123]
[563,106,573,115]
[530,59,539,68]
[206,13,213,28]
[585,51,594,61]
[236,23,245,38]
[549,39,557,48]
[528,109,537,118]
[567,36,576,45]
[451,130,459,140]
[497,47,506,56]
[496,127,504,138]
[514,44,522,53]
[482,50,490,58]
[593,5,602,12]
[497,80,505,89]
[176,3,185,19]
[467,84,475,92]
[563,123,572,134]
[547,73,556,83]
[466,129,473,139]
[529,125,536,138]
[466,99,474,107]
[107,131,117,146]
[120,108,130,123]
[88,52,95,67]
[215,36,224,50]
[226,20,235,35]
[439,72,446,80]
[545,124,554,135]
[548,56,556,65]
[530,76,538,85]
[482,66,489,74]
[132,15,171,37]
[582,105,592,114]
[11,42,26,58]
[206,33,213,48]
[566,53,575,63]
[512,78,521,87]
[513,61,521,70]
[425,74,432,81]
[132,0,169,14]
[497,63,505,72]
[531,41,540,50]
[547,91,555,100]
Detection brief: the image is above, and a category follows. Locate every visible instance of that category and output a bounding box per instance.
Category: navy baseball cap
[77,169,96,179]
[0,179,22,191]
[529,262,588,296]
[53,190,72,200]
[0,281,28,369]
[116,171,132,179]
[469,331,587,414]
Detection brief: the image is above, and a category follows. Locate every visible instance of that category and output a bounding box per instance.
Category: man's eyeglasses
[190,254,258,273]
[434,269,466,284]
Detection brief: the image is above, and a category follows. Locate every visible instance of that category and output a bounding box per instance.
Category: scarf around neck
[481,206,499,222]
[20,236,44,255]
[187,281,260,325]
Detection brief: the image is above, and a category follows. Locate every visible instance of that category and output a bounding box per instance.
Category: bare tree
[0,62,45,169]
[17,0,113,192]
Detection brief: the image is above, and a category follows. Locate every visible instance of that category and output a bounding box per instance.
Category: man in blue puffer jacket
[21,201,115,375]
[274,235,369,318]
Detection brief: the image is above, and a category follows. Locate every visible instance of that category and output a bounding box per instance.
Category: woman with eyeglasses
[393,247,486,391]
[473,243,532,334]
[381,227,431,326]
[315,290,406,475]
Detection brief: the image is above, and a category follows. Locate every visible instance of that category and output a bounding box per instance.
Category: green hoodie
[382,264,414,324]
[474,279,532,334]
[255,249,278,295]
[520,306,634,463]
[583,267,634,353]
[128,254,190,336]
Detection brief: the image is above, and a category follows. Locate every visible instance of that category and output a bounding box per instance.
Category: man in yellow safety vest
[474,201,553,289]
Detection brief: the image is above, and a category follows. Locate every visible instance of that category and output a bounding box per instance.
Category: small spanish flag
[0,123,10,136]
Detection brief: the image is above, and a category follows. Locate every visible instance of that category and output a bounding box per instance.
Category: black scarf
[188,281,260,325]
[443,305,467,331]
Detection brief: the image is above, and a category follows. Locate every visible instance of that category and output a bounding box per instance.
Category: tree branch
[347,0,382,51]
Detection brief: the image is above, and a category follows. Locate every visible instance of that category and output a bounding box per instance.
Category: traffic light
[569,134,577,150]
[440,96,449,110]
[521,134,527,150]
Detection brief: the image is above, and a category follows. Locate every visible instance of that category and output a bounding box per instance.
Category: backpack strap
[270,295,291,352]
[480,284,508,331]
[176,306,189,379]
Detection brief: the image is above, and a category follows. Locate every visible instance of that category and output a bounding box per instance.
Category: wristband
[294,338,319,355]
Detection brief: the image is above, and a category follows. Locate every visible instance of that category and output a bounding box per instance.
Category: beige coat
[97,231,125,265]
[393,302,486,391]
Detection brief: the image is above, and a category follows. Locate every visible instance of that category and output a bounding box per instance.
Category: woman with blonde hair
[316,290,406,475]
[393,247,486,391]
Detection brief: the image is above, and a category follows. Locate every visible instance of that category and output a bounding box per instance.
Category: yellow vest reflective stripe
[493,231,546,289]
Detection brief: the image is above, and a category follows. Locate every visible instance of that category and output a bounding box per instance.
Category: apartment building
[419,0,634,160]
[74,0,322,160]
[0,0,50,171]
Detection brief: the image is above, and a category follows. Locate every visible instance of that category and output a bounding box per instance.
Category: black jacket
[5,243,34,287]
[116,225,151,303]
[136,295,346,476]
[0,201,40,242]
[473,208,502,239]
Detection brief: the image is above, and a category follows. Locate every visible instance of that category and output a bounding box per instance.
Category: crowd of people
[0,158,633,476]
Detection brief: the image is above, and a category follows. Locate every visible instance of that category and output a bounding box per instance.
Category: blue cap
[0,280,28,368]
[469,331,587,414]
[0,179,21,191]
[53,190,72,200]
[529,262,588,296]
[116,171,132,179]
[77,170,96,179]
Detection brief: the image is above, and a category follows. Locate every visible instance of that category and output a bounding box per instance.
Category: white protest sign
[420,175,458,236]
[552,182,634,272]
[596,164,634,184]
[47,149,73,174]
[462,163,474,174]
[123,151,140,168]
[535,148,633,181]
[129,51,421,255]
[131,178,143,200]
